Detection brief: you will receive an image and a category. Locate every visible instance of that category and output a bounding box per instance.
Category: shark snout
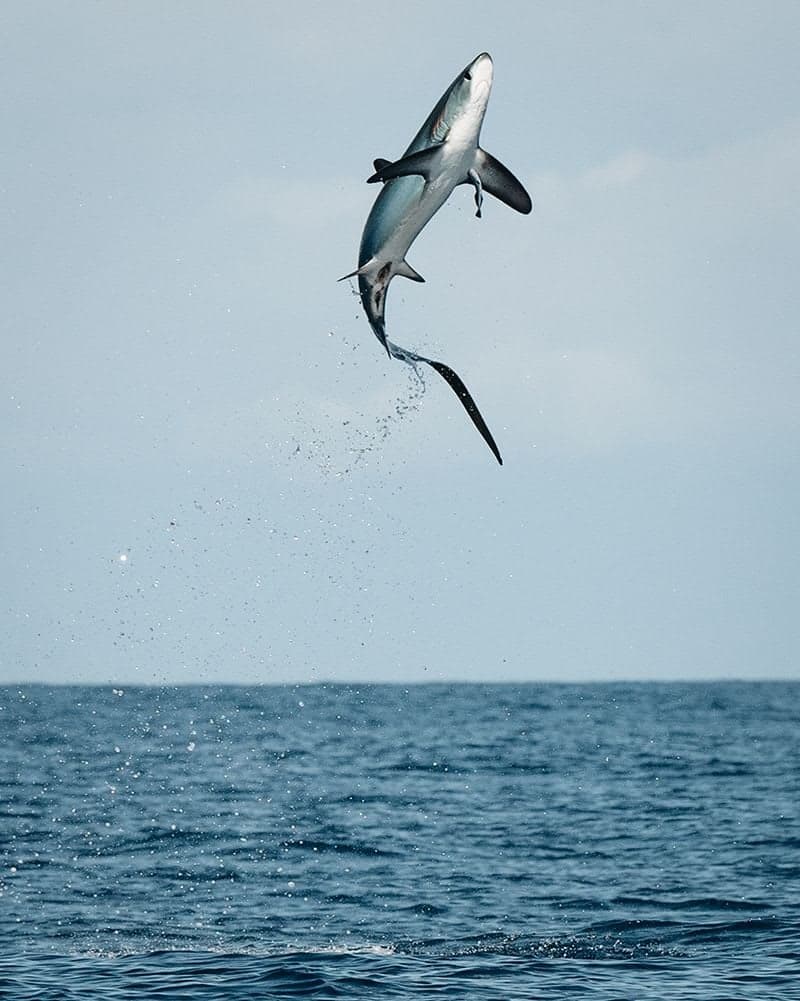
[468,52,493,88]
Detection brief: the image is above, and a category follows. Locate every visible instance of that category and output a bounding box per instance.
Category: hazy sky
[3,1,799,685]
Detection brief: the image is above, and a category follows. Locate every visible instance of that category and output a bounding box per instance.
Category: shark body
[342,53,531,464]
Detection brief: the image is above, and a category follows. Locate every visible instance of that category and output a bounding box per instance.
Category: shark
[341,52,532,465]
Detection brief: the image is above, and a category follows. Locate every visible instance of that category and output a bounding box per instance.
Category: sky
[2,1,799,685]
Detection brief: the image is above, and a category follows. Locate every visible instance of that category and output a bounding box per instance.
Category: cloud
[422,118,800,457]
[149,110,800,468]
[581,150,653,190]
[219,173,366,232]
[520,347,660,454]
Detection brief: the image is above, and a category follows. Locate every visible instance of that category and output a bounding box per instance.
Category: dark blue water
[2,683,798,999]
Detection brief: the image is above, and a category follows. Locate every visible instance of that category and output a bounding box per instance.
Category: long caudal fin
[426,358,503,465]
[387,340,503,465]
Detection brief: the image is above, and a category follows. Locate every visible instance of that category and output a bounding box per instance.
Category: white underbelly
[382,176,455,263]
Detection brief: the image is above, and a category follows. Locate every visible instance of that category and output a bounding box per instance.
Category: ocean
[1,682,798,999]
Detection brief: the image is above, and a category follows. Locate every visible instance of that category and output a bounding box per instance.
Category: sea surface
[1,682,799,999]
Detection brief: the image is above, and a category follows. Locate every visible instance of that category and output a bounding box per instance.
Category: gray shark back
[358,55,484,268]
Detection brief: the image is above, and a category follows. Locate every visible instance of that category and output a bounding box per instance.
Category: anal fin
[395,260,425,283]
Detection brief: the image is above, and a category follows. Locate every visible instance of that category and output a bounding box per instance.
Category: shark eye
[464,71,472,80]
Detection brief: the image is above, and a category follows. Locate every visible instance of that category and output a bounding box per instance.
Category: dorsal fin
[367,147,441,184]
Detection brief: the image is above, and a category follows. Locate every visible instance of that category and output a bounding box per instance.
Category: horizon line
[1,677,797,689]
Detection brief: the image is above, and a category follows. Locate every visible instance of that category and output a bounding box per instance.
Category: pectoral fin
[474,149,532,214]
[367,147,441,184]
